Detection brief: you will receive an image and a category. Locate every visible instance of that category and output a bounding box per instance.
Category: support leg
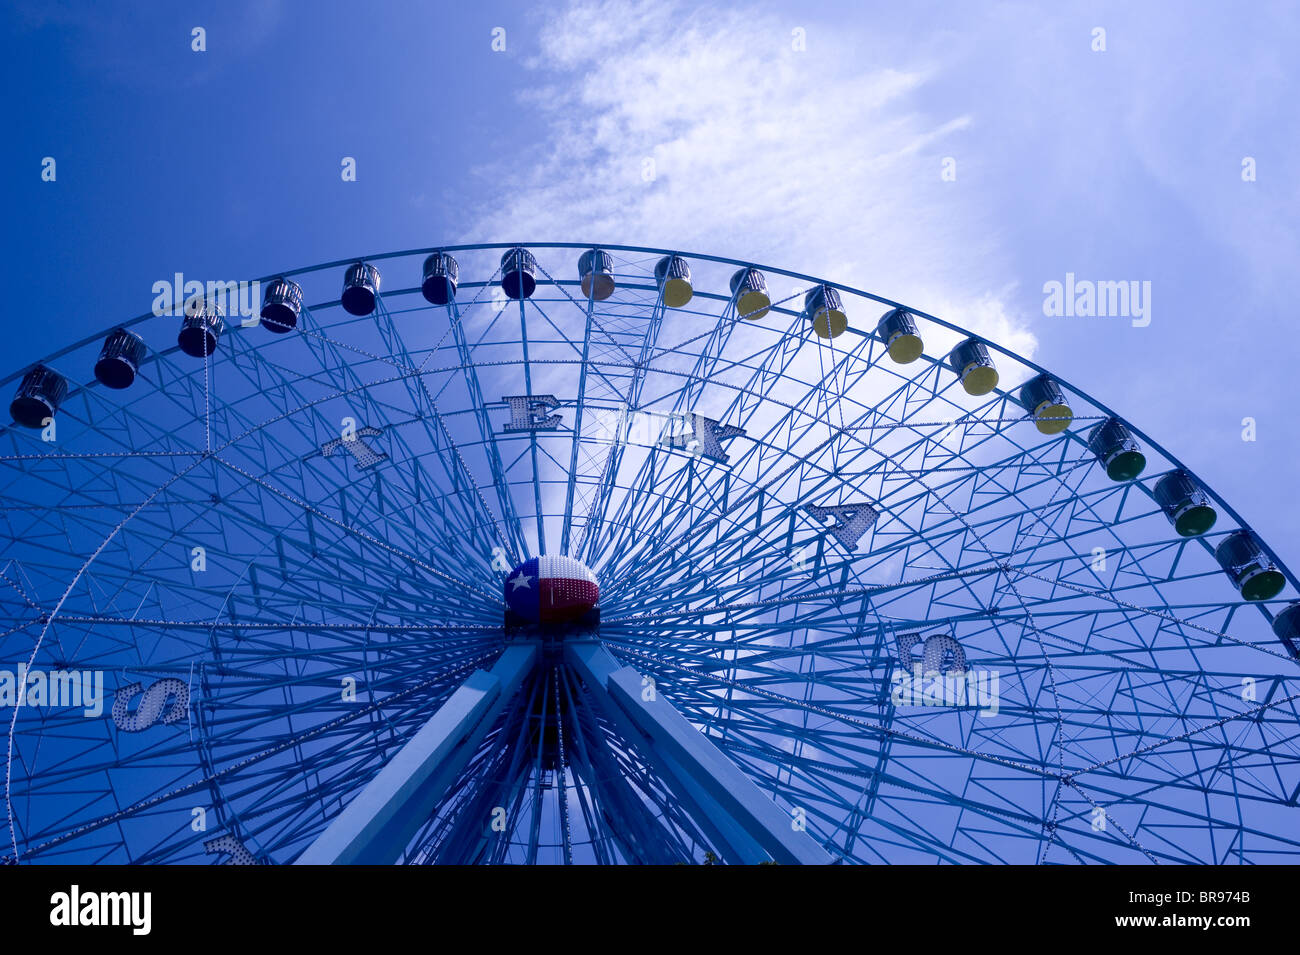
[566,641,831,865]
[296,643,537,865]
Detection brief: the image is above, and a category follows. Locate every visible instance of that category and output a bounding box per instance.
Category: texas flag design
[504,555,600,624]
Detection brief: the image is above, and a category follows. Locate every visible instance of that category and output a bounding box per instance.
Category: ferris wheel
[2,241,1298,865]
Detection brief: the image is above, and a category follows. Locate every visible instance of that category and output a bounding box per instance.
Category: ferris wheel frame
[1,240,1297,866]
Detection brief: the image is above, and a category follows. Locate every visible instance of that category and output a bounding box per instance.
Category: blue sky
[4,0,1299,565]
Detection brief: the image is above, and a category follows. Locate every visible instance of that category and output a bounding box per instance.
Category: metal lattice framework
[2,242,1298,865]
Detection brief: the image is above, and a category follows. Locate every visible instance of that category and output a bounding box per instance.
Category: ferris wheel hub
[503,555,600,629]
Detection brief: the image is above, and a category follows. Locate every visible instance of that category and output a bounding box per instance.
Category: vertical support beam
[560,290,598,556]
[566,641,831,865]
[449,298,528,563]
[515,296,548,554]
[296,643,538,865]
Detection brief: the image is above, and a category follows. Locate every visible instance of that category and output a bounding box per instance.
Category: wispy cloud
[462,0,1035,357]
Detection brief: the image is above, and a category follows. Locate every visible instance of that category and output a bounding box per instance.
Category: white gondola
[578,249,616,301]
[261,277,304,333]
[1018,373,1072,435]
[421,253,459,306]
[94,328,147,388]
[501,248,538,300]
[341,262,381,316]
[877,308,924,364]
[654,255,693,308]
[729,267,770,321]
[9,365,67,429]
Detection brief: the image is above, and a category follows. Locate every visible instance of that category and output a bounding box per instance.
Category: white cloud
[462,0,1035,357]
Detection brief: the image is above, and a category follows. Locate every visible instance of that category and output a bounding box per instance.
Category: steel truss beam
[566,640,831,865]
[295,643,536,864]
